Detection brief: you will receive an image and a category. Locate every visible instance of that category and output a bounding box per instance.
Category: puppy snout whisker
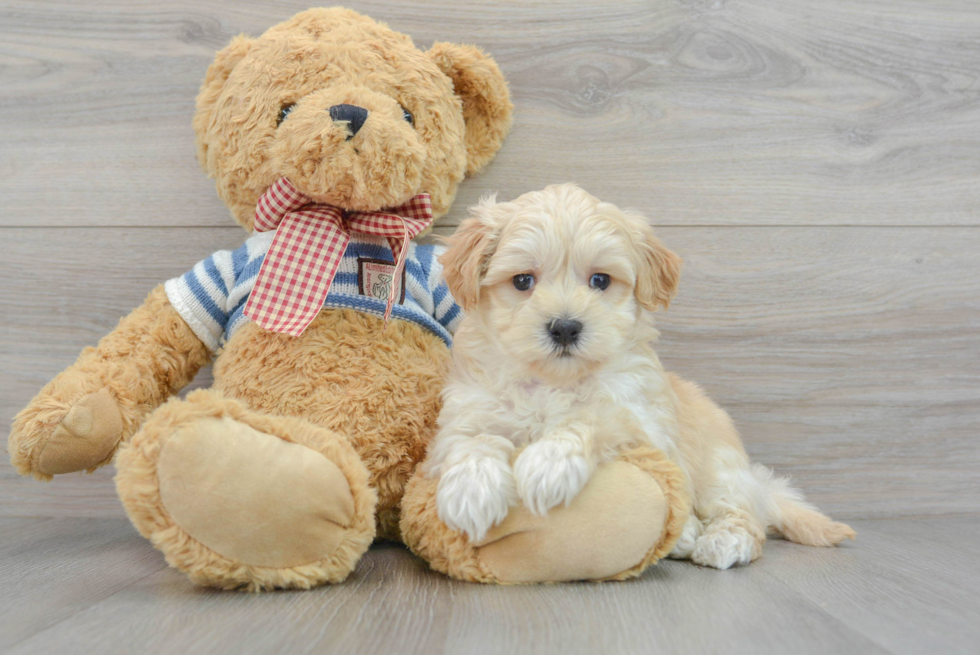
[547,318,583,348]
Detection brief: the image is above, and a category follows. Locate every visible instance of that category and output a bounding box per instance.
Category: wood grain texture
[1,0,979,227]
[2,226,977,519]
[0,517,166,650]
[2,517,977,654]
[759,516,980,655]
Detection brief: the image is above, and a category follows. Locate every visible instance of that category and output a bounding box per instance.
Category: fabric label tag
[358,258,405,305]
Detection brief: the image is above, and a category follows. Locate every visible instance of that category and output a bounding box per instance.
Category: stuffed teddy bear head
[193,7,513,230]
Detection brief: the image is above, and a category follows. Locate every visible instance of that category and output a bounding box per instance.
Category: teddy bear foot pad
[475,461,671,583]
[156,416,356,567]
[401,447,691,584]
[116,390,377,591]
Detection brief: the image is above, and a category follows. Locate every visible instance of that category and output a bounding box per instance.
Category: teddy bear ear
[427,43,513,176]
[193,34,254,167]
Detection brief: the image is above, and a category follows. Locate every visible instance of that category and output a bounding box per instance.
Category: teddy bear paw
[11,388,124,477]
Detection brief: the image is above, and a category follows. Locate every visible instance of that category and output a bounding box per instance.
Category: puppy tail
[752,464,856,547]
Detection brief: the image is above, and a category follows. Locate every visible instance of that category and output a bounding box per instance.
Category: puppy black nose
[328,104,369,139]
[548,318,583,347]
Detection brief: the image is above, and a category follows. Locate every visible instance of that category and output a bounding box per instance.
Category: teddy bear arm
[8,284,210,478]
[400,446,691,583]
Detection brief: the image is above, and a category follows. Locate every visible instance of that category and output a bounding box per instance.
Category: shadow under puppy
[425,183,854,569]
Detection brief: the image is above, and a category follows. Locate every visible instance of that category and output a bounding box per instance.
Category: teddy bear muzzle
[270,84,427,212]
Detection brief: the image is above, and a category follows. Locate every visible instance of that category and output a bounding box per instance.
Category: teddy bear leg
[400,446,691,583]
[115,389,377,591]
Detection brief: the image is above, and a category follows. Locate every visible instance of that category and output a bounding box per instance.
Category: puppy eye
[401,105,414,127]
[277,103,295,127]
[590,273,611,291]
[513,274,535,291]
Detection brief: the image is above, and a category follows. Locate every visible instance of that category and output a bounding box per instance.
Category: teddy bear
[8,7,690,590]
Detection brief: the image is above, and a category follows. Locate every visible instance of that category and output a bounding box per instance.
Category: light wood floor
[1,0,978,652]
[0,516,977,655]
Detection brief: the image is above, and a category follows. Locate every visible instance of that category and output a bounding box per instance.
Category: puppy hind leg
[691,509,766,570]
[690,450,768,569]
[752,463,856,547]
[668,513,703,559]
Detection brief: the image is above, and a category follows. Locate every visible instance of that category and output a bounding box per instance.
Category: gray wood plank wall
[1,0,978,519]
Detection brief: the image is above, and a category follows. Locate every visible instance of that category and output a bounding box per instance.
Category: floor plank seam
[750,563,897,654]
[4,559,170,652]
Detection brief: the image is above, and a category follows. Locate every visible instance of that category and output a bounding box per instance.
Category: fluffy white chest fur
[434,332,680,461]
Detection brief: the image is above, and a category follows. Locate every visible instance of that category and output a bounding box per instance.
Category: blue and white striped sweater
[165,232,463,352]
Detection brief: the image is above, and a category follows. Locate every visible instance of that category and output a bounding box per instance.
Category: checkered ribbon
[243,177,433,336]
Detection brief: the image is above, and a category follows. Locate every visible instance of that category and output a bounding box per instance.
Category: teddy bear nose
[328,104,369,140]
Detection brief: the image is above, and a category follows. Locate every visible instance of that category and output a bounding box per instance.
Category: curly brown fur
[9,285,209,479]
[194,7,511,230]
[427,42,514,176]
[214,309,450,541]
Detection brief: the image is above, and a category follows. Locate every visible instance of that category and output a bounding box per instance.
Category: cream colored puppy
[425,184,855,569]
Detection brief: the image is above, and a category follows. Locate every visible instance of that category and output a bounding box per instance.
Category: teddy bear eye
[401,105,414,127]
[277,103,295,127]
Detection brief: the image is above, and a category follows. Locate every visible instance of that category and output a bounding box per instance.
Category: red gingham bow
[242,177,433,336]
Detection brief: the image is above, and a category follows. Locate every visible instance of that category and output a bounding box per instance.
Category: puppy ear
[427,43,513,175]
[193,34,253,168]
[439,199,499,311]
[634,222,682,311]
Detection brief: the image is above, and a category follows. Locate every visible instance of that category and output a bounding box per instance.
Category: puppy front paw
[514,439,591,516]
[436,456,517,543]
